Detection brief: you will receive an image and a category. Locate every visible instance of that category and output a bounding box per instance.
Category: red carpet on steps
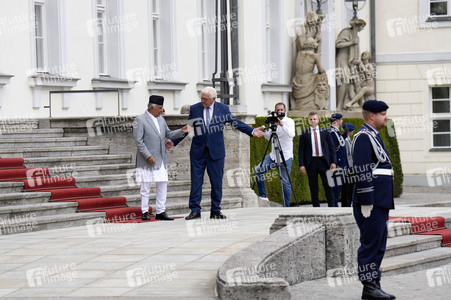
[390,216,451,247]
[0,158,143,222]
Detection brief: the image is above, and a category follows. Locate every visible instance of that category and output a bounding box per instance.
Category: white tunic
[135,112,168,183]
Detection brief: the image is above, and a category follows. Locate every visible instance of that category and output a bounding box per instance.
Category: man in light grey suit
[133,95,191,221]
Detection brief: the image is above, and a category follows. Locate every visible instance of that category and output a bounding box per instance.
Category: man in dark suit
[329,113,346,207]
[174,86,264,220]
[298,111,336,207]
[352,100,395,300]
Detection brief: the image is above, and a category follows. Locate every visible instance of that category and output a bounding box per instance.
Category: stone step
[388,221,412,238]
[99,183,228,199]
[0,202,78,219]
[69,163,135,177]
[23,154,132,168]
[0,192,51,206]
[381,247,451,276]
[0,128,64,138]
[0,211,106,235]
[0,146,110,158]
[0,120,39,130]
[385,234,443,258]
[75,174,134,187]
[0,137,88,148]
[125,195,243,216]
[0,182,24,194]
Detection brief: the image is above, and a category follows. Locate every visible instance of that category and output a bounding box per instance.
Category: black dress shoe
[155,212,174,221]
[362,281,391,299]
[185,211,201,220]
[141,211,151,221]
[210,211,227,219]
[376,281,396,299]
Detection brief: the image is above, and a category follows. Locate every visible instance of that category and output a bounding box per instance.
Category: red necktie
[313,128,319,156]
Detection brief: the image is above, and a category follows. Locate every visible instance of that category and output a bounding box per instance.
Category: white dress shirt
[263,117,295,160]
[310,126,323,157]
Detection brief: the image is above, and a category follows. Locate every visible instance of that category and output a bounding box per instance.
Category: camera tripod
[252,123,298,207]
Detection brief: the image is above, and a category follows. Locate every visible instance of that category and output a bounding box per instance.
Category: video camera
[265,111,285,124]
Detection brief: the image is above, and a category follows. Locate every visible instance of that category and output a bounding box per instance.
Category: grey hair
[147,103,158,110]
[201,86,217,99]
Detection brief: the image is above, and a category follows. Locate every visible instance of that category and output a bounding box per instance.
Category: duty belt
[373,168,394,176]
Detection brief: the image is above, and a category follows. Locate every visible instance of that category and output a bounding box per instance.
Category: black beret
[362,100,389,113]
[149,95,164,105]
[330,113,343,122]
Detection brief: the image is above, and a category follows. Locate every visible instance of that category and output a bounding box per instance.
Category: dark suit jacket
[298,127,337,168]
[174,102,254,160]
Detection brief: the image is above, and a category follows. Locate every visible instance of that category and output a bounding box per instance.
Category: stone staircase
[381,220,451,275]
[0,120,242,235]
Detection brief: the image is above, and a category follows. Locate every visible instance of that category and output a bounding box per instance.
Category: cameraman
[254,103,295,207]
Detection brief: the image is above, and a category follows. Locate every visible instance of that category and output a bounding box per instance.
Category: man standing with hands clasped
[133,95,191,221]
[352,100,396,300]
[298,111,336,207]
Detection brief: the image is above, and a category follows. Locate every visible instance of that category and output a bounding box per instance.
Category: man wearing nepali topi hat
[133,95,192,221]
[351,100,396,300]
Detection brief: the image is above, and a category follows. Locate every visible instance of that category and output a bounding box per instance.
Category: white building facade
[0,0,450,185]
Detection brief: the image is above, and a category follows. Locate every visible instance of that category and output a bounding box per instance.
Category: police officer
[329,113,346,207]
[352,100,395,300]
[341,122,355,207]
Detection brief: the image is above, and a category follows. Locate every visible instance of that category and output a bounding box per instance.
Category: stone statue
[291,37,327,110]
[335,19,366,110]
[344,51,375,110]
[291,12,329,111]
[296,11,325,54]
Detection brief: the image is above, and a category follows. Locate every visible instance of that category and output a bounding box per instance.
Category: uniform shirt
[263,116,295,160]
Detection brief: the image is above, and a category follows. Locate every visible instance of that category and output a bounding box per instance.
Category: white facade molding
[261,83,291,110]
[0,73,14,108]
[376,52,451,64]
[147,80,188,110]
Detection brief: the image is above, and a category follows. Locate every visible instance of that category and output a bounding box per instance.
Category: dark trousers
[353,205,389,282]
[340,181,353,207]
[189,146,225,213]
[306,157,334,207]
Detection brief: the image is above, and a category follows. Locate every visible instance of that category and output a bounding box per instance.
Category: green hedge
[249,117,403,206]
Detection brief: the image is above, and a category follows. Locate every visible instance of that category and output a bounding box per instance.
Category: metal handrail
[46,89,120,118]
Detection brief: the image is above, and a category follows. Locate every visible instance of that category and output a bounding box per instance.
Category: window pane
[433,120,451,132]
[432,101,450,113]
[433,134,451,146]
[432,87,450,99]
[431,2,448,15]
